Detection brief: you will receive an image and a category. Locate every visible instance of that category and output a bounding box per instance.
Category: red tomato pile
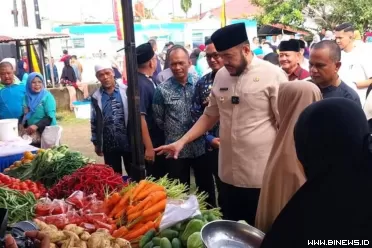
[0,173,46,199]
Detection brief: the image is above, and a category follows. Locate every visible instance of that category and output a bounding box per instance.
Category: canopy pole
[25,40,32,73]
[120,0,146,181]
[38,40,47,87]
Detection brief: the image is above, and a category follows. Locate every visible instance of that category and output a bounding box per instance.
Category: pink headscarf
[198,44,206,51]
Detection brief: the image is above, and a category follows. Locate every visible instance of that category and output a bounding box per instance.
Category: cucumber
[171,238,182,248]
[173,222,183,232]
[139,229,156,248]
[152,237,161,246]
[159,229,179,240]
[205,212,218,222]
[143,241,154,248]
[192,215,204,221]
[160,237,172,248]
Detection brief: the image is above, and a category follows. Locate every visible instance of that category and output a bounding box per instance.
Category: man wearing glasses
[190,39,224,207]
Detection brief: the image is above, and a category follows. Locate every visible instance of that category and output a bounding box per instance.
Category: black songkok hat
[279,39,301,52]
[136,42,154,65]
[211,23,248,52]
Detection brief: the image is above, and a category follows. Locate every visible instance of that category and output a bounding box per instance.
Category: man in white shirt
[335,22,372,106]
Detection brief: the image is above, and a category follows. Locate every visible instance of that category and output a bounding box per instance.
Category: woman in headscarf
[310,34,321,49]
[21,73,57,147]
[60,56,77,87]
[255,81,322,233]
[17,60,29,85]
[261,98,372,247]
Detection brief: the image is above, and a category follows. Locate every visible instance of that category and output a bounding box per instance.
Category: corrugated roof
[0,27,69,43]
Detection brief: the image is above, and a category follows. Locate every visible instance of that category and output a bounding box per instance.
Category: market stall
[0,144,264,248]
[0,138,38,172]
[0,27,69,87]
[0,145,215,247]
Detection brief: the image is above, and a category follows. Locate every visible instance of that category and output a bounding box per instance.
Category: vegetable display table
[0,144,38,172]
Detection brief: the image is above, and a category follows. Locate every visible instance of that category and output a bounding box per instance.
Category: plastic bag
[66,210,84,226]
[66,191,86,208]
[41,126,63,149]
[38,214,69,229]
[50,199,69,215]
[159,195,201,231]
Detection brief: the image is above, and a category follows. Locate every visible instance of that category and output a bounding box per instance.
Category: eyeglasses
[206,53,221,60]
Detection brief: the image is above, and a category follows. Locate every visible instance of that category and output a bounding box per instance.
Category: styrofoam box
[72,101,91,119]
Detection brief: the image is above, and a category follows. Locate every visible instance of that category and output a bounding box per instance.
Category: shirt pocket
[241,91,268,111]
[165,94,184,112]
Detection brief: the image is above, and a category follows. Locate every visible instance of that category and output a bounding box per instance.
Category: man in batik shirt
[152,46,215,206]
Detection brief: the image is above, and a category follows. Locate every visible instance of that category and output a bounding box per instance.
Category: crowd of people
[1,20,372,246]
[90,21,372,245]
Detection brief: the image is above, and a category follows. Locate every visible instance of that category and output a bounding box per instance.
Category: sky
[0,0,223,28]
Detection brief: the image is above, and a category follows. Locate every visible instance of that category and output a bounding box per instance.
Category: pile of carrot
[104,180,167,242]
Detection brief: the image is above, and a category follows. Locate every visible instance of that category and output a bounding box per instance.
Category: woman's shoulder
[43,91,56,101]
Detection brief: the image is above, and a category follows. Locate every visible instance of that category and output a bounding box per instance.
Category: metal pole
[12,0,19,27]
[25,41,32,72]
[21,0,28,27]
[120,0,146,181]
[34,0,42,29]
[46,40,55,88]
[38,40,46,86]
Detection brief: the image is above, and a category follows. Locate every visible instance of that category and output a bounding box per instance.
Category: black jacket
[91,96,104,151]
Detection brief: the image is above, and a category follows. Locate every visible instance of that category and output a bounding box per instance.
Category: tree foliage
[180,0,192,17]
[252,0,372,30]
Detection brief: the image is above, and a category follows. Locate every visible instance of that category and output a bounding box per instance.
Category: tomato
[67,214,84,226]
[66,191,85,208]
[34,193,41,199]
[25,180,33,185]
[29,186,38,193]
[35,203,52,216]
[19,182,28,190]
[44,214,68,229]
[1,176,11,185]
[12,186,20,190]
[51,201,68,215]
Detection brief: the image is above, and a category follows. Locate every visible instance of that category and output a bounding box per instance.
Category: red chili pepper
[48,164,124,200]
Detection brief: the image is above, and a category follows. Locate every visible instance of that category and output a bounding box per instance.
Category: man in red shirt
[279,39,310,81]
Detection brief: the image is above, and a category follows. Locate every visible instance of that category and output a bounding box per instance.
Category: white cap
[94,61,113,74]
[1,58,16,71]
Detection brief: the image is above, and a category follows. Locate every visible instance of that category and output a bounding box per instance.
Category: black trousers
[167,155,216,207]
[219,181,261,226]
[205,148,223,208]
[103,151,132,176]
[146,154,168,180]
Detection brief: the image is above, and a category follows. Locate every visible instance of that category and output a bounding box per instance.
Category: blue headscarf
[24,72,47,121]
